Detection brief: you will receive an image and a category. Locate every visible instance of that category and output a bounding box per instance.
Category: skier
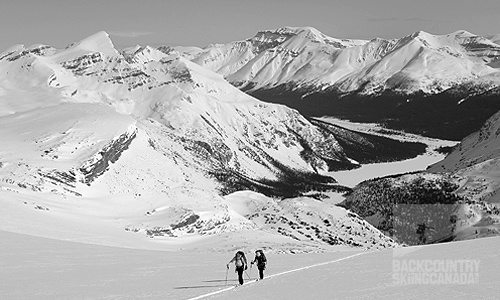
[227,251,248,285]
[251,249,267,280]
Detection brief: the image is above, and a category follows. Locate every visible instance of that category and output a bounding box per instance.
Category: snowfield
[1,230,499,300]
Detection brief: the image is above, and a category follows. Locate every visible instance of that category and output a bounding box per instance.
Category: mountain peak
[250,26,366,50]
[272,26,343,44]
[449,29,476,38]
[484,34,500,45]
[65,31,118,57]
[251,26,328,42]
[408,30,435,40]
[274,26,324,36]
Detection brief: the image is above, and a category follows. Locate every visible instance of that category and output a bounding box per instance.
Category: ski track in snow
[185,252,368,300]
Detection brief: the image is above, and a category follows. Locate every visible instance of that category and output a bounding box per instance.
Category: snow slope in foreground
[0,230,498,300]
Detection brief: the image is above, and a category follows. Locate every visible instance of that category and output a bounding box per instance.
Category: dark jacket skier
[227,251,248,285]
[251,249,267,280]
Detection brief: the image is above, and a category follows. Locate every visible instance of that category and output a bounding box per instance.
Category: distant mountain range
[180,27,500,140]
[188,27,500,95]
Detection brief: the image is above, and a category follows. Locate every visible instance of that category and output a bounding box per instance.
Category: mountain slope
[428,108,500,204]
[341,107,500,245]
[0,32,404,248]
[0,32,350,194]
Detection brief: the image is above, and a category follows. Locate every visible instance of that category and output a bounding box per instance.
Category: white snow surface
[1,229,499,300]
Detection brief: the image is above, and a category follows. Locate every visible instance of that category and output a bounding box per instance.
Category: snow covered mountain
[428,109,500,175]
[485,34,500,46]
[427,108,500,208]
[0,31,347,197]
[0,32,401,249]
[187,26,500,95]
[184,27,500,140]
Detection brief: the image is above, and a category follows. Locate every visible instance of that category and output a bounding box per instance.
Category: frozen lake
[321,117,459,187]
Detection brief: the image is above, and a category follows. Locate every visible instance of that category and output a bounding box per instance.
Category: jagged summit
[273,26,323,35]
[4,27,500,101]
[251,26,367,49]
[259,26,332,42]
[63,31,119,57]
[407,30,437,40]
[450,29,476,37]
[0,32,117,57]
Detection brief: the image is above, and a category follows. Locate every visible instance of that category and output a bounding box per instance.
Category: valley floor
[322,117,459,187]
[1,230,498,300]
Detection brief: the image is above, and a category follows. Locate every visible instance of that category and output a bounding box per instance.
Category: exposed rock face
[80,129,137,185]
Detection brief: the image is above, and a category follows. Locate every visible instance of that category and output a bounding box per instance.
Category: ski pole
[244,270,251,280]
[225,266,229,286]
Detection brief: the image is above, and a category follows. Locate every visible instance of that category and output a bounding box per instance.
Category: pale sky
[1,0,499,51]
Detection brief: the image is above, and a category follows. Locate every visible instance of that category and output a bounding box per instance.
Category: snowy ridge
[485,34,500,46]
[0,32,397,249]
[429,109,500,174]
[428,108,500,212]
[188,27,500,95]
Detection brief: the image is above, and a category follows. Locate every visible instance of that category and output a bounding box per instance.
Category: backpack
[256,250,267,265]
[235,251,247,268]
